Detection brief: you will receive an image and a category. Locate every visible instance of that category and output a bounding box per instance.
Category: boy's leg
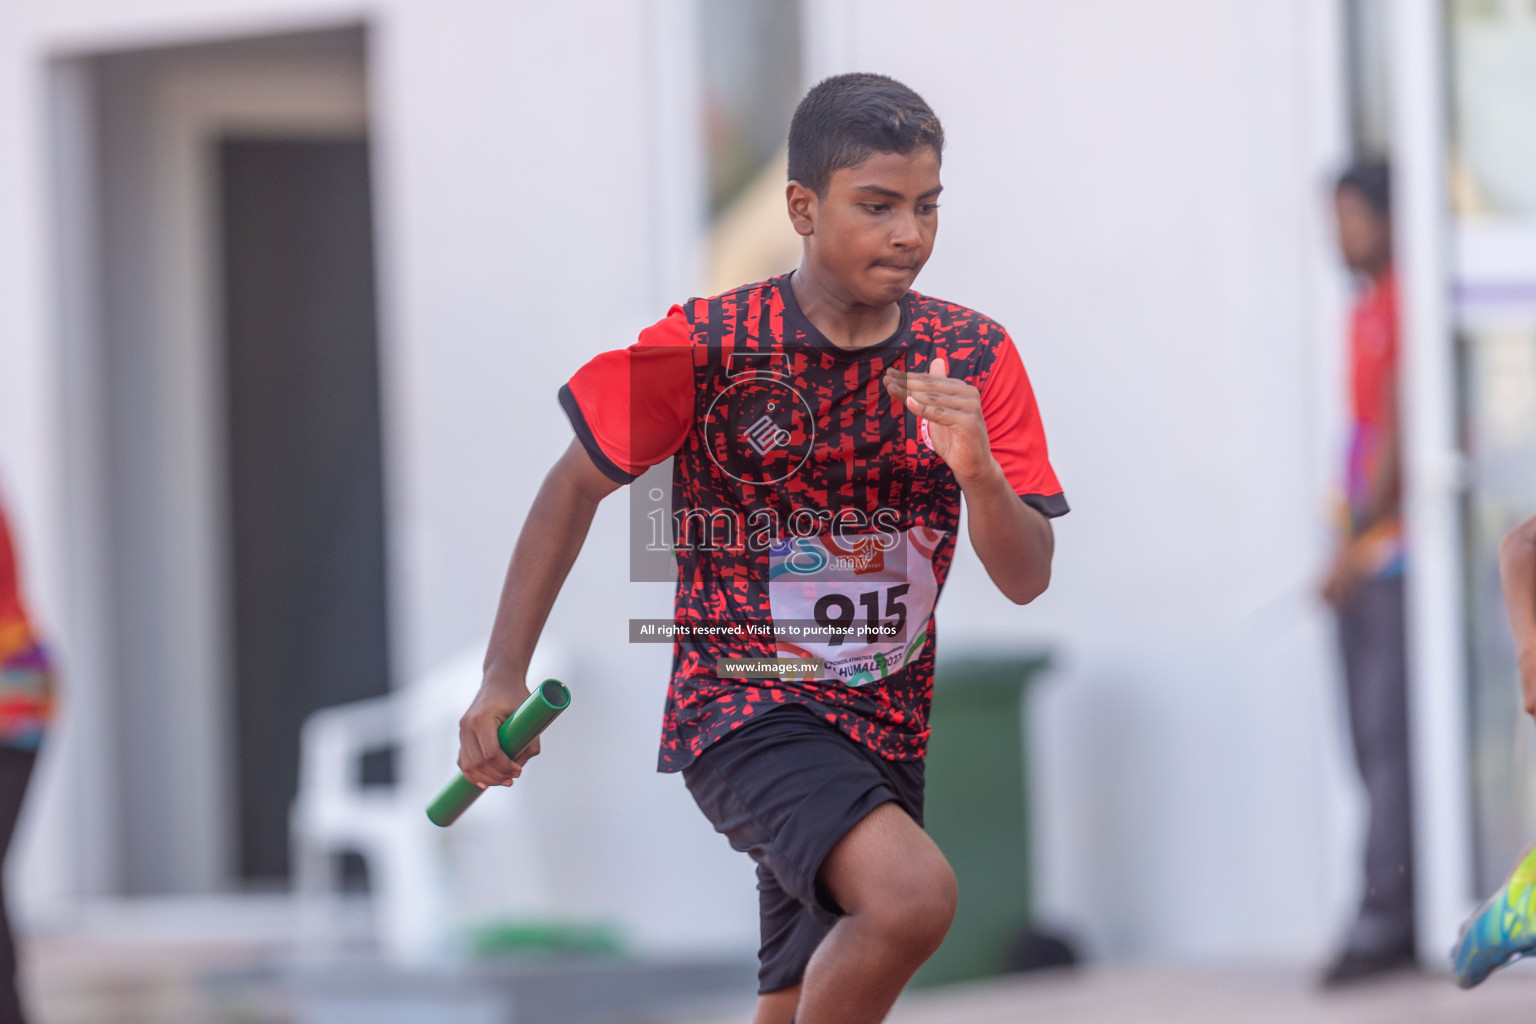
[754,862,827,1024]
[753,987,799,1024]
[795,802,956,1024]
[681,706,935,1019]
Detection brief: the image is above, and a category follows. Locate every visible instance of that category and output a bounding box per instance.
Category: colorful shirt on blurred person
[0,496,53,749]
[1343,267,1405,579]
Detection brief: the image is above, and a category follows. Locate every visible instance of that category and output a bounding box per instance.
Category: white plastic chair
[290,643,568,963]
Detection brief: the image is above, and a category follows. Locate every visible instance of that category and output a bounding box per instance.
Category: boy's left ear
[786,181,816,238]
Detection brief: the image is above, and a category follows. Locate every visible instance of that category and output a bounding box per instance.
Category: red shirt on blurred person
[1343,267,1404,579]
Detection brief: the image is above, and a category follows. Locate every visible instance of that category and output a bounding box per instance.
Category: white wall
[366,0,743,955]
[0,0,1380,965]
[2,0,753,955]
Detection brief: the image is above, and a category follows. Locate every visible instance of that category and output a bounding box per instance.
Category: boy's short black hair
[788,73,944,197]
[1336,158,1391,217]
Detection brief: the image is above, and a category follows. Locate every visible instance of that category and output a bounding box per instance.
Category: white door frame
[54,42,368,897]
[1391,0,1476,956]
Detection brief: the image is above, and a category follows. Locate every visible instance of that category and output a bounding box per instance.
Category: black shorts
[681,704,925,994]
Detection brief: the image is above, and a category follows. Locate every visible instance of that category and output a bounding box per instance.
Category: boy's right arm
[1499,512,1536,723]
[458,437,623,788]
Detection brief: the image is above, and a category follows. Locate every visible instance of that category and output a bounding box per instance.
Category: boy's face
[789,146,942,306]
[1334,186,1391,275]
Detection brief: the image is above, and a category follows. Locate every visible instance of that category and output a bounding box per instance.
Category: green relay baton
[426,678,571,827]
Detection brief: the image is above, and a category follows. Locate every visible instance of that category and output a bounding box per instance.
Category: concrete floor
[883,966,1536,1024]
[18,907,1536,1024]
[24,936,271,1024]
[681,966,1536,1024]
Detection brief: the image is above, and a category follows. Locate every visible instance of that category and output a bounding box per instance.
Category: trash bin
[913,653,1052,988]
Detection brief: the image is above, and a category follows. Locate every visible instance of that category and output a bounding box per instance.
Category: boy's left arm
[953,457,1054,604]
[884,356,1054,604]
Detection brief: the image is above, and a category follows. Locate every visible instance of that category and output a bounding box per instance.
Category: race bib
[767,527,945,686]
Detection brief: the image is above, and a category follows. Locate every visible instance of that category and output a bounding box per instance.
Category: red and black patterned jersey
[560,273,1066,771]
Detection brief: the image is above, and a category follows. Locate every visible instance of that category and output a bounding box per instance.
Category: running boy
[457,73,1067,1023]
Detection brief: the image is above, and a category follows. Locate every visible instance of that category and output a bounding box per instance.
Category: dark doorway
[219,138,391,884]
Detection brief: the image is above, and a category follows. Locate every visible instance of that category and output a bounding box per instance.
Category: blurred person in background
[1319,159,1416,987]
[0,485,53,1024]
[1451,514,1536,988]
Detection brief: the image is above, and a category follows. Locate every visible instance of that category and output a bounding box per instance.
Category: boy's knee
[820,803,957,954]
[866,861,957,955]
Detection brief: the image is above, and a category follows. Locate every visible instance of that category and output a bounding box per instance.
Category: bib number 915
[813,584,909,645]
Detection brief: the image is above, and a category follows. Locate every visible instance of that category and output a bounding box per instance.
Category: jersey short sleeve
[559,306,695,483]
[980,332,1068,518]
